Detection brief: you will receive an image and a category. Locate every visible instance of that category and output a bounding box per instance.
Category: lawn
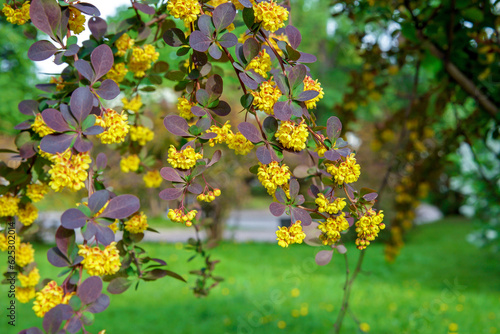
[2,217,499,334]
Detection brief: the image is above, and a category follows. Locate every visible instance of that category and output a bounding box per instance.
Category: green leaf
[240,93,254,109]
[81,311,95,326]
[77,204,92,217]
[69,295,82,311]
[81,114,96,131]
[67,36,78,45]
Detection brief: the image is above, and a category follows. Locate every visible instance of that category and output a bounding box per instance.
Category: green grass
[1,217,499,334]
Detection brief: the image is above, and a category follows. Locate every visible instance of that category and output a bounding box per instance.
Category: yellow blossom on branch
[257,161,291,195]
[0,194,20,217]
[177,96,195,120]
[276,221,306,248]
[120,155,140,173]
[68,7,86,34]
[125,212,149,234]
[167,145,202,169]
[275,120,309,151]
[106,63,129,83]
[128,44,159,77]
[130,125,154,146]
[48,150,91,192]
[246,49,272,78]
[318,213,350,245]
[2,2,30,25]
[0,232,20,251]
[226,132,254,155]
[115,33,135,57]
[326,153,361,185]
[253,0,288,32]
[78,242,121,276]
[19,267,40,287]
[207,121,232,147]
[33,281,73,317]
[17,202,38,226]
[16,287,35,304]
[197,189,221,202]
[143,170,162,188]
[32,114,55,137]
[122,95,143,112]
[251,79,282,115]
[315,194,346,215]
[16,242,34,267]
[96,109,130,144]
[49,76,65,91]
[355,210,385,250]
[303,76,324,109]
[167,0,201,24]
[167,208,197,227]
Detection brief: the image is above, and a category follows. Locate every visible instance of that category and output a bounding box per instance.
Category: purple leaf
[189,31,212,52]
[40,133,75,154]
[269,202,286,217]
[274,101,292,121]
[164,115,190,136]
[209,43,222,59]
[337,147,351,157]
[82,221,97,241]
[72,3,101,16]
[60,104,77,127]
[47,247,70,267]
[107,277,132,294]
[243,38,260,63]
[95,225,115,246]
[19,328,44,334]
[315,250,333,266]
[191,106,207,117]
[363,192,378,201]
[83,125,104,136]
[238,122,262,143]
[324,150,341,161]
[303,222,323,246]
[86,294,110,313]
[89,190,110,214]
[327,116,342,140]
[95,79,120,100]
[198,15,215,36]
[66,318,82,333]
[296,90,319,102]
[196,89,209,106]
[160,167,183,182]
[285,25,302,49]
[295,194,305,205]
[238,0,253,8]
[65,44,79,57]
[30,0,61,40]
[100,195,140,219]
[55,226,75,259]
[213,3,236,32]
[200,132,217,140]
[274,73,290,95]
[28,40,58,61]
[18,100,39,115]
[133,2,155,15]
[43,304,64,334]
[291,207,312,225]
[78,276,103,305]
[61,208,88,229]
[89,17,107,40]
[256,146,272,164]
[218,32,238,48]
[288,64,306,89]
[210,100,231,116]
[159,187,184,201]
[187,183,203,194]
[96,152,107,170]
[19,143,36,159]
[208,150,222,166]
[346,185,355,200]
[91,44,114,80]
[347,217,354,227]
[14,120,32,130]
[70,87,94,124]
[289,179,300,198]
[239,72,259,90]
[42,108,71,132]
[163,28,186,47]
[298,52,317,63]
[73,135,93,153]
[206,74,224,98]
[275,187,287,203]
[335,244,347,254]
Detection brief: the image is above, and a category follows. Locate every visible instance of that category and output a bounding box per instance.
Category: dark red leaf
[73,135,93,153]
[285,25,302,49]
[273,101,292,121]
[19,328,44,334]
[86,294,110,313]
[289,179,300,198]
[47,247,70,267]
[107,277,133,294]
[198,15,215,36]
[315,250,333,266]
[83,125,104,136]
[295,194,305,205]
[100,195,140,219]
[243,38,260,63]
[269,202,286,217]
[238,122,262,143]
[95,79,120,100]
[133,2,155,15]
[66,317,82,334]
[296,90,319,102]
[191,106,207,117]
[206,74,223,98]
[78,276,103,305]
[72,3,101,16]
[327,116,342,140]
[28,40,58,61]
[160,167,183,182]
[298,52,317,63]
[238,0,253,8]
[18,100,39,115]
[363,192,378,201]
[218,32,238,48]
[159,187,184,201]
[275,187,287,203]
[19,143,36,159]
[61,208,88,229]
[43,304,64,334]
[89,190,110,214]
[256,146,272,164]
[291,207,312,225]
[164,115,190,136]
[213,3,236,32]
[287,64,306,89]
[55,226,75,259]
[189,31,212,52]
[163,28,186,47]
[65,44,79,57]
[89,17,107,40]
[94,225,115,246]
[40,133,75,154]
[209,43,222,59]
[14,121,32,130]
[337,148,351,157]
[42,108,71,132]
[70,87,94,124]
[324,150,341,161]
[91,44,114,80]
[208,150,222,166]
[30,0,61,40]
[210,100,231,116]
[238,72,259,90]
[96,152,107,170]
[196,89,209,106]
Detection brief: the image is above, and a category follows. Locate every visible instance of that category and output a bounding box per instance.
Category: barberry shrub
[0,0,385,332]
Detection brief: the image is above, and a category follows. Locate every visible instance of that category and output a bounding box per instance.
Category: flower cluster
[257,162,291,195]
[16,242,34,267]
[167,0,201,24]
[68,7,85,34]
[33,281,73,317]
[167,209,197,227]
[197,189,221,203]
[130,125,154,146]
[227,132,254,155]
[0,194,20,217]
[107,63,129,83]
[143,170,162,188]
[122,95,143,112]
[315,194,346,215]
[167,145,202,170]
[78,242,121,276]
[251,79,281,115]
[16,287,35,304]
[177,97,195,120]
[96,109,130,144]
[318,213,350,245]
[128,45,159,77]
[253,0,289,33]
[303,76,325,109]
[267,32,288,56]
[275,120,309,151]
[0,232,20,251]
[32,114,55,137]
[17,202,38,226]
[120,155,140,173]
[207,121,232,147]
[276,221,306,248]
[355,210,385,250]
[19,267,40,288]
[2,2,30,25]
[115,33,134,57]
[124,212,149,234]
[246,49,272,78]
[48,150,91,192]
[326,153,361,185]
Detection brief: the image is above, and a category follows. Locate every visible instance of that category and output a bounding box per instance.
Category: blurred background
[1,0,499,333]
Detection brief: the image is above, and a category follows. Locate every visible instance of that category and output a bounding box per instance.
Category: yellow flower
[108,220,120,233]
[48,150,91,192]
[0,232,20,252]
[33,281,73,317]
[267,33,289,56]
[120,155,140,173]
[226,132,254,155]
[326,153,361,185]
[275,120,309,151]
[167,145,202,170]
[16,287,35,303]
[257,161,291,195]
[122,95,143,112]
[276,221,305,247]
[355,210,385,250]
[130,125,154,146]
[115,33,135,57]
[26,183,49,203]
[251,79,281,115]
[17,202,38,226]
[143,170,162,188]
[315,194,346,215]
[32,114,55,137]
[96,109,130,144]
[2,2,30,25]
[246,49,272,78]
[206,121,232,147]
[19,267,40,287]
[16,243,34,267]
[68,7,85,34]
[0,194,20,217]
[167,0,201,24]
[177,96,195,120]
[167,209,197,227]
[253,0,288,32]
[318,213,350,245]
[128,44,159,77]
[106,63,129,83]
[303,76,324,109]
[49,76,65,91]
[78,242,121,276]
[197,189,221,202]
[124,212,148,234]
